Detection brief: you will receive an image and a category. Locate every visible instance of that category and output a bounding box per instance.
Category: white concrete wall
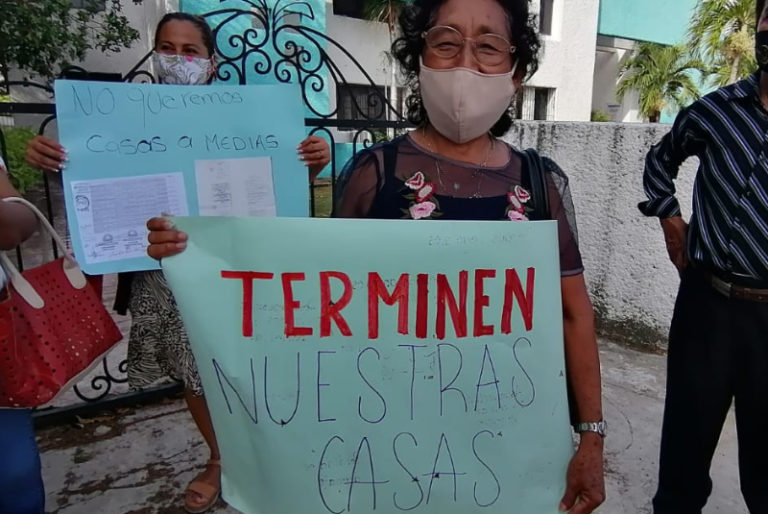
[323,2,394,142]
[503,121,698,348]
[528,0,600,121]
[324,2,392,88]
[592,45,643,122]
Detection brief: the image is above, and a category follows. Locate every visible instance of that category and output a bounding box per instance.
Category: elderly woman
[147,0,604,511]
[334,1,605,512]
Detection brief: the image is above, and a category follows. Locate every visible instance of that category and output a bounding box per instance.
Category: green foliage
[617,43,705,123]
[1,127,42,194]
[364,0,409,34]
[0,0,139,81]
[687,0,756,86]
[590,110,612,122]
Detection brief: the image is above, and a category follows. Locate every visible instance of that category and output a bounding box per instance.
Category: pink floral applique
[405,171,426,190]
[416,183,435,203]
[402,171,442,220]
[410,201,437,220]
[505,185,531,221]
[508,210,528,221]
[514,185,531,203]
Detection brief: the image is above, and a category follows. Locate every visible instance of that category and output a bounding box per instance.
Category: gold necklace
[422,127,494,199]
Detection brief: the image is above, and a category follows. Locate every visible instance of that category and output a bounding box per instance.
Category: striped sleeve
[638,107,701,218]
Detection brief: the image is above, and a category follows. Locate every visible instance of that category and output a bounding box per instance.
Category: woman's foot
[184,459,221,513]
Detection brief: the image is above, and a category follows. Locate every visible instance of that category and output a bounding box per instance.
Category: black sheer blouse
[333,134,584,277]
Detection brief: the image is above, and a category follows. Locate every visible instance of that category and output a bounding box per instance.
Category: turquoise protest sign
[163,217,573,514]
[54,80,307,275]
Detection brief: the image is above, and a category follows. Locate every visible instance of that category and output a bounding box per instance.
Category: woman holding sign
[147,0,604,512]
[334,1,605,512]
[25,12,330,514]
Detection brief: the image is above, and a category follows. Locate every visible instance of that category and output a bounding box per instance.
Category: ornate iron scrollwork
[7,0,411,413]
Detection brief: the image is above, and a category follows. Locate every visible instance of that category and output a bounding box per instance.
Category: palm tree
[687,0,756,86]
[364,0,409,126]
[616,43,705,123]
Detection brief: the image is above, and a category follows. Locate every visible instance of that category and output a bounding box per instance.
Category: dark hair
[392,0,540,137]
[154,12,215,58]
[759,0,767,25]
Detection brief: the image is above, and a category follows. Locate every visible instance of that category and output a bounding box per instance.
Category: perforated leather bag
[0,197,123,408]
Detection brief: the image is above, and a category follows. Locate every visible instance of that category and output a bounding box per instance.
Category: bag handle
[0,197,87,308]
[523,148,550,221]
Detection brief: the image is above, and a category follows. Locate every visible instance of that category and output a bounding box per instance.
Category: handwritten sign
[162,217,574,514]
[54,80,307,274]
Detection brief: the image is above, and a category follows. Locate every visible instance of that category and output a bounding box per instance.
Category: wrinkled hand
[146,217,187,260]
[25,136,66,172]
[660,216,688,273]
[559,435,605,513]
[298,135,330,182]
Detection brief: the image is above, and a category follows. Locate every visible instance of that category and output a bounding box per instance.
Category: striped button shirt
[639,72,768,281]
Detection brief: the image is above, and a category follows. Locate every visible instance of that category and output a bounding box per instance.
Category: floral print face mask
[152,52,214,85]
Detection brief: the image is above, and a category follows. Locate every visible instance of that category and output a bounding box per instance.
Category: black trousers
[653,268,768,513]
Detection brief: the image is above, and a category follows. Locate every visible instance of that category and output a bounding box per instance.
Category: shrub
[591,110,612,122]
[1,127,43,194]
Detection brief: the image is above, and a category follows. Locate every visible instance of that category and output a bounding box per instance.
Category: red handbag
[0,197,123,408]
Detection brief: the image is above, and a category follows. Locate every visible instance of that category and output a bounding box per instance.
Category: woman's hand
[25,136,67,172]
[146,217,188,260]
[298,135,330,182]
[559,434,605,513]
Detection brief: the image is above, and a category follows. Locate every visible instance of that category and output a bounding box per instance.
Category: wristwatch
[574,420,607,437]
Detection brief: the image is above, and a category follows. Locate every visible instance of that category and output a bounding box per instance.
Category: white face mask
[418,57,518,144]
[152,52,214,85]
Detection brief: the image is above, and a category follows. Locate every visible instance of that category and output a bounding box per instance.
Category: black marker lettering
[212,358,258,424]
[317,351,336,422]
[511,337,536,407]
[318,435,344,514]
[263,353,301,426]
[392,432,424,511]
[472,430,501,507]
[438,343,467,416]
[357,347,387,424]
[474,344,502,412]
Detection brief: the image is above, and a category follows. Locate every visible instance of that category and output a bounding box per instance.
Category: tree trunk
[729,54,741,85]
[649,111,660,123]
[0,57,9,96]
[386,11,397,139]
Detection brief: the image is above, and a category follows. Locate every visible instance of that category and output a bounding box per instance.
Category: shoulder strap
[522,148,550,220]
[382,139,398,178]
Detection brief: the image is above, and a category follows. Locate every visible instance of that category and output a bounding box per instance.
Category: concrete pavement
[38,340,747,514]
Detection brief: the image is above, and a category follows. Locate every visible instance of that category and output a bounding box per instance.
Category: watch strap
[574,420,607,437]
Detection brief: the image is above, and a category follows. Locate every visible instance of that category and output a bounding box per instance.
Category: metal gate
[0,0,411,426]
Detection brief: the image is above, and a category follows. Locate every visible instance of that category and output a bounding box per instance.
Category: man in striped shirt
[640,2,768,512]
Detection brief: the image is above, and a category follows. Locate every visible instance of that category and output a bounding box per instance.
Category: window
[71,0,106,12]
[333,0,366,19]
[539,0,554,36]
[337,84,404,129]
[516,87,556,121]
[534,88,553,120]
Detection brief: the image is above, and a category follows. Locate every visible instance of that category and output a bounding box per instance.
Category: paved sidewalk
[39,340,747,514]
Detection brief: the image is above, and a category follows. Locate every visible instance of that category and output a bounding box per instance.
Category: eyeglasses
[422,25,516,67]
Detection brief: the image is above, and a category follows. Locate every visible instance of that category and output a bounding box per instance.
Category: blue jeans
[0,409,45,514]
